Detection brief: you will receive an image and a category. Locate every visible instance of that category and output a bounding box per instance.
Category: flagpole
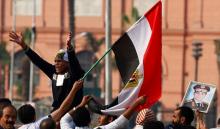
[9,0,16,100]
[81,48,112,80]
[29,0,36,102]
[105,0,112,104]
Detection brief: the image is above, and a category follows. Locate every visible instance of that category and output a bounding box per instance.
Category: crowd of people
[1,93,219,129]
[0,32,218,129]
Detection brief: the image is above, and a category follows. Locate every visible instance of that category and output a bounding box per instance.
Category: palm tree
[122,7,141,29]
[0,41,10,97]
[68,0,75,47]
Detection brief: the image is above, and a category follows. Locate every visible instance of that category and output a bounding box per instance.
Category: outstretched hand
[9,31,26,49]
[66,32,73,49]
[135,95,147,105]
[79,95,92,107]
[73,80,84,91]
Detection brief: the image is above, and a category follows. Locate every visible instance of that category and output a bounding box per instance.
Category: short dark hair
[18,104,36,124]
[143,121,164,129]
[177,106,194,125]
[40,118,56,129]
[0,98,11,105]
[72,107,91,127]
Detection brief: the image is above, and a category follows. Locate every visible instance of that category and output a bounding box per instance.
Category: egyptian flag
[88,1,162,116]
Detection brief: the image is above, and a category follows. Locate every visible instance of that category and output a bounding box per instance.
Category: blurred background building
[0,0,220,128]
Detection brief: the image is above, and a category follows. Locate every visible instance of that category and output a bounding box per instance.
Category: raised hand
[9,31,27,49]
[66,32,73,49]
[135,95,147,105]
[72,80,84,92]
[79,95,92,107]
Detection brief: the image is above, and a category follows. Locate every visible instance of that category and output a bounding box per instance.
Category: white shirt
[18,116,48,129]
[133,125,143,129]
[60,113,129,129]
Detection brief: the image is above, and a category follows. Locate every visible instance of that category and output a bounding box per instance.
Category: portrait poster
[181,81,216,113]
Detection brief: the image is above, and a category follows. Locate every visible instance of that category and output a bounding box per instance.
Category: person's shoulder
[185,99,194,103]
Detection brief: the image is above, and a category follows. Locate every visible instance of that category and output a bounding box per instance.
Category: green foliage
[122,7,141,26]
[84,32,105,52]
[0,41,10,66]
[23,28,32,45]
[131,7,140,22]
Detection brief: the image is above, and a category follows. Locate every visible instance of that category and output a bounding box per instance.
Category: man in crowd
[0,104,17,129]
[9,31,85,110]
[60,95,146,129]
[18,80,83,129]
[183,85,210,112]
[165,106,195,129]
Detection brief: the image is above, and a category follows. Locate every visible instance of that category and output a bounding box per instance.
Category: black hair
[18,104,36,124]
[40,118,56,129]
[72,107,91,127]
[0,98,12,105]
[177,106,194,125]
[143,120,164,129]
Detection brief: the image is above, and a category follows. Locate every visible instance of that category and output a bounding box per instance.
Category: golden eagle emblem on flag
[125,69,143,89]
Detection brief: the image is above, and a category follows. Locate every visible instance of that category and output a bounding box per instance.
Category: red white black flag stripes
[88,1,162,116]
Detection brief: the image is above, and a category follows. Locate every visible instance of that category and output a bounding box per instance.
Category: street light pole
[29,0,36,102]
[9,0,16,100]
[105,0,112,104]
[192,42,203,81]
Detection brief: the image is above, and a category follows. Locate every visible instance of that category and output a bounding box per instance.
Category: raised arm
[94,96,146,129]
[66,32,85,80]
[123,96,146,119]
[50,80,83,122]
[9,31,54,78]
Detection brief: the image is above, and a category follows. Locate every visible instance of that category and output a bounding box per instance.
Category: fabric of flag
[87,1,162,116]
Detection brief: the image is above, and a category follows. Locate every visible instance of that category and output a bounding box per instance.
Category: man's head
[40,118,56,129]
[172,106,194,126]
[18,104,36,124]
[0,105,17,129]
[54,49,69,74]
[98,114,117,126]
[193,85,210,102]
[72,107,91,127]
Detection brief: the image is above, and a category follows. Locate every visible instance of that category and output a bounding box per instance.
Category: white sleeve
[133,125,143,129]
[94,115,129,129]
[60,113,75,129]
[18,116,48,129]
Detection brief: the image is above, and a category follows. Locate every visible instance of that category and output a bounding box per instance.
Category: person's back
[18,104,47,129]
